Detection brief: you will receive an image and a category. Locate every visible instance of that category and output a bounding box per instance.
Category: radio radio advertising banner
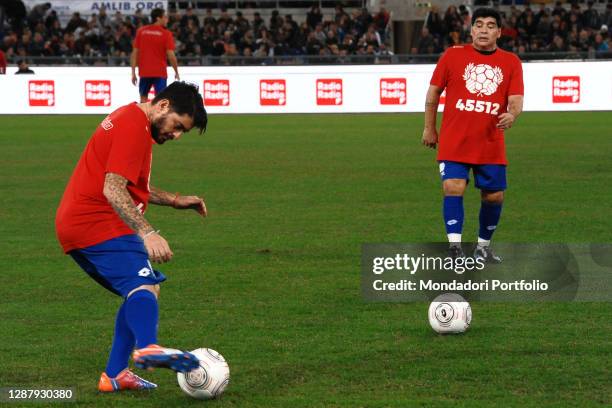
[0,62,610,114]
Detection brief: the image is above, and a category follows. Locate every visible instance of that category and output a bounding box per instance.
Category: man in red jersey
[422,8,524,261]
[56,82,207,392]
[131,8,179,103]
[0,48,6,74]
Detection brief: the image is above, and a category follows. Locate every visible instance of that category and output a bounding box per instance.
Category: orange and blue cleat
[132,344,199,373]
[98,369,157,392]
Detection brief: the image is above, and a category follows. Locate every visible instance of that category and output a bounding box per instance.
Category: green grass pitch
[0,112,610,407]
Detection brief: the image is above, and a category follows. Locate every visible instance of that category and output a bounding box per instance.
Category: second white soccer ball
[177,348,230,400]
[428,293,472,334]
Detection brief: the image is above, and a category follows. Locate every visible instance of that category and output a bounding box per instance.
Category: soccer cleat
[448,244,465,259]
[98,369,157,392]
[473,245,503,264]
[132,344,199,373]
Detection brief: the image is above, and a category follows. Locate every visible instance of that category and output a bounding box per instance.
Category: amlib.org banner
[22,1,168,24]
[362,244,612,302]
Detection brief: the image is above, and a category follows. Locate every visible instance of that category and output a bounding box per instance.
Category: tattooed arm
[103,173,173,262]
[149,187,177,207]
[103,173,155,236]
[422,85,443,149]
[150,185,208,217]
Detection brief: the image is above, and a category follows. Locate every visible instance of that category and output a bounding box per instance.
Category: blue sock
[443,196,464,236]
[479,201,503,241]
[124,290,158,349]
[105,302,135,378]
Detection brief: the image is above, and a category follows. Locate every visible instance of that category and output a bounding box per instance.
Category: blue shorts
[439,161,507,191]
[69,234,167,298]
[139,77,167,97]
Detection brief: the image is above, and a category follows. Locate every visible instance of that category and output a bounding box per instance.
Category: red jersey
[430,44,524,164]
[56,104,153,253]
[0,50,6,74]
[133,24,175,78]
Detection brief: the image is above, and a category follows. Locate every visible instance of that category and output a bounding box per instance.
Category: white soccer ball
[463,63,503,96]
[177,348,230,400]
[428,293,472,334]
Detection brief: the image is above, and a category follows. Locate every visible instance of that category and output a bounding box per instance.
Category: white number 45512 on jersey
[455,99,500,115]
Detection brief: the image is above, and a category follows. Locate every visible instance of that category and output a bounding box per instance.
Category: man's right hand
[143,232,173,263]
[131,72,137,86]
[422,128,439,149]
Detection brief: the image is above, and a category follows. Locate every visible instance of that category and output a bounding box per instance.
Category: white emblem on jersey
[463,63,503,96]
[101,117,113,131]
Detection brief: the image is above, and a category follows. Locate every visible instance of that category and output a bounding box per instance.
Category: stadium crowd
[1,1,611,64]
[0,2,392,63]
[416,1,611,57]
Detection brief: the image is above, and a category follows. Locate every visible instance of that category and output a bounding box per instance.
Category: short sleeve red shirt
[430,45,524,164]
[55,104,153,253]
[0,50,6,74]
[133,24,175,78]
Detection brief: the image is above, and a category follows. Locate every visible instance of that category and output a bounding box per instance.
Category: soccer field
[1,112,610,407]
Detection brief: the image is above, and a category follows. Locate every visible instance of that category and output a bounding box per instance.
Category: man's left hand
[174,195,207,217]
[496,113,515,129]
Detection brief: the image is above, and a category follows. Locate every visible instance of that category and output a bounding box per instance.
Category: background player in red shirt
[422,8,524,261]
[56,82,207,392]
[131,8,179,103]
[0,49,7,74]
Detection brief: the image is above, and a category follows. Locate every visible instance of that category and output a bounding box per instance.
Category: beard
[151,117,170,144]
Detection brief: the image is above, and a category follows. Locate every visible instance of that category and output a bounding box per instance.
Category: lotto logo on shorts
[28,80,55,106]
[316,79,343,105]
[380,78,406,105]
[552,76,580,103]
[203,80,230,106]
[138,267,151,277]
[260,79,286,106]
[84,80,111,106]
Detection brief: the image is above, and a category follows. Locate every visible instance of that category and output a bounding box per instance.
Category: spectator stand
[0,0,395,65]
[413,0,610,61]
[0,0,609,66]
